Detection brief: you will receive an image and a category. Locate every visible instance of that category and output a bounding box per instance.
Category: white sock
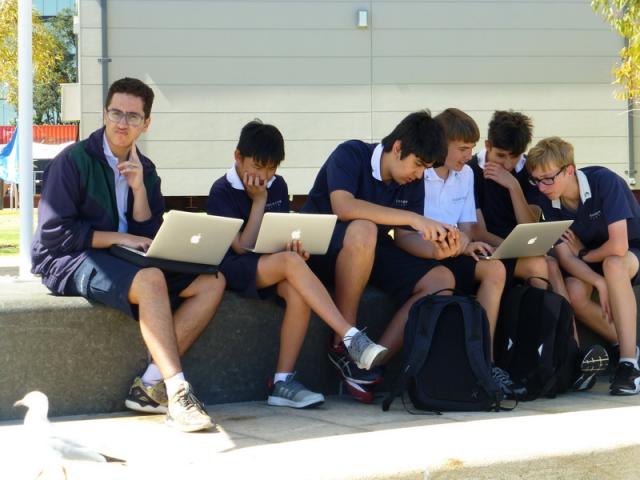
[274,372,293,384]
[164,372,186,398]
[342,327,360,348]
[141,363,163,387]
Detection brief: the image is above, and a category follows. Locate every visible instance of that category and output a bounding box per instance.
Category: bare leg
[255,252,351,337]
[333,220,378,342]
[274,280,311,373]
[378,266,455,358]
[603,253,640,358]
[514,256,549,289]
[566,277,618,344]
[474,259,506,354]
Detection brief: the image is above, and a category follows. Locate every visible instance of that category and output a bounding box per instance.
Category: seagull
[14,391,123,479]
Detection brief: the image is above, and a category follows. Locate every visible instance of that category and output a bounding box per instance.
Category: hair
[487,110,533,156]
[380,110,447,167]
[105,78,155,118]
[236,119,285,166]
[526,137,575,172]
[434,108,480,143]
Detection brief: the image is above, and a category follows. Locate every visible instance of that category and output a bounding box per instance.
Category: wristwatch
[578,248,588,260]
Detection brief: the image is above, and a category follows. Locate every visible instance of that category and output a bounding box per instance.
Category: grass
[0,209,36,255]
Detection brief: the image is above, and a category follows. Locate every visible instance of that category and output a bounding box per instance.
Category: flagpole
[18,0,33,279]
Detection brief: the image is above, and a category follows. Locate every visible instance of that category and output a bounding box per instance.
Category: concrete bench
[2,280,639,421]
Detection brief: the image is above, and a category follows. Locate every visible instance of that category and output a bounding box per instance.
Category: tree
[592,0,640,102]
[0,0,63,117]
[33,8,77,124]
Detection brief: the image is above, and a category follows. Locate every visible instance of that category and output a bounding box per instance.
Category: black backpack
[494,277,578,400]
[383,291,502,413]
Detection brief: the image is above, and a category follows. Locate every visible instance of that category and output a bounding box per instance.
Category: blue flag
[0,127,19,183]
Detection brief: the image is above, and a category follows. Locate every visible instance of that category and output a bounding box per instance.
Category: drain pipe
[98,0,110,105]
[627,98,636,187]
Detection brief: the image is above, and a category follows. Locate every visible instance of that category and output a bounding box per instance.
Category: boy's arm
[469,209,503,247]
[231,174,268,254]
[330,190,450,241]
[580,220,629,263]
[483,163,539,224]
[394,228,459,260]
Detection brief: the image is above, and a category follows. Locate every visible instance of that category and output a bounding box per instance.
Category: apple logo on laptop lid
[291,230,301,241]
[527,236,537,245]
[190,234,202,245]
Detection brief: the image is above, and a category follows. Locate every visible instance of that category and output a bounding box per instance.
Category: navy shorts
[65,249,197,319]
[371,235,444,306]
[219,252,277,299]
[439,255,478,294]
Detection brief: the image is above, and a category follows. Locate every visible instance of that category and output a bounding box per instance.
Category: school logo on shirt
[589,210,602,220]
[266,200,283,210]
[394,199,409,208]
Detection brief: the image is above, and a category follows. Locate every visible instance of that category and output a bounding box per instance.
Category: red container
[0,125,78,144]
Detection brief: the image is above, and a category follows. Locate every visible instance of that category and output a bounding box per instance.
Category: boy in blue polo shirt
[527,137,640,395]
[206,120,387,408]
[302,110,456,402]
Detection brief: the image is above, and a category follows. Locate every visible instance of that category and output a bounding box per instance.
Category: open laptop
[478,220,573,260]
[248,212,338,255]
[111,210,242,270]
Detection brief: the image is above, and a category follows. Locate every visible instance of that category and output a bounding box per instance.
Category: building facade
[77,0,634,196]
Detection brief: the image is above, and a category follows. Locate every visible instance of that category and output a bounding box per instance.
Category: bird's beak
[13,399,24,408]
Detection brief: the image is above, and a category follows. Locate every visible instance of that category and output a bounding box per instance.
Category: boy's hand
[286,239,310,261]
[118,142,144,191]
[432,231,460,260]
[483,162,518,190]
[413,216,454,242]
[118,233,153,252]
[243,172,268,202]
[465,241,494,261]
[561,229,585,257]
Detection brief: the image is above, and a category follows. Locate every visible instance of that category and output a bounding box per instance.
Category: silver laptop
[480,220,573,260]
[248,212,338,255]
[119,210,242,265]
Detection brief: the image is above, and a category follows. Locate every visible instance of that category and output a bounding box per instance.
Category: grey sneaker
[124,377,168,414]
[166,382,214,433]
[492,366,527,399]
[267,375,325,409]
[345,331,388,370]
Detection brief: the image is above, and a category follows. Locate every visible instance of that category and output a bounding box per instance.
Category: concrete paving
[1,382,639,480]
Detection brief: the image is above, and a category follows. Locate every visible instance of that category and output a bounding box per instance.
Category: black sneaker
[124,377,168,414]
[610,361,640,396]
[492,366,527,399]
[328,340,385,385]
[572,345,609,392]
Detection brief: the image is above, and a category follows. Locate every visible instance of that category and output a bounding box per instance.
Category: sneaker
[607,344,620,369]
[341,377,375,404]
[328,340,385,385]
[166,382,214,432]
[267,375,325,409]
[124,377,168,414]
[572,344,609,392]
[610,361,640,396]
[492,366,527,399]
[344,331,388,370]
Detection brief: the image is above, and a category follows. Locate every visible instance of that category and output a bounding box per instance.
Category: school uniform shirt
[423,164,476,225]
[469,149,543,239]
[302,140,425,235]
[538,166,640,250]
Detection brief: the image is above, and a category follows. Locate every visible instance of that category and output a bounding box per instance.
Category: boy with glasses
[527,137,640,395]
[32,78,222,431]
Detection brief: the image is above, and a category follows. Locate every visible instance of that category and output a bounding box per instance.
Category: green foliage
[0,0,66,123]
[592,0,640,101]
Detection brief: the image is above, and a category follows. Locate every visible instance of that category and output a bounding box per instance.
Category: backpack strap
[533,291,566,397]
[459,299,501,409]
[498,285,529,367]
[382,296,451,412]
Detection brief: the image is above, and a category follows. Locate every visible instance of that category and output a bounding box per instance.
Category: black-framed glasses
[106,108,145,127]
[528,166,567,186]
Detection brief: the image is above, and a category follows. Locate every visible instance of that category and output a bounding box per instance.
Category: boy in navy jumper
[303,110,457,402]
[207,120,387,408]
[527,137,639,395]
[31,78,220,432]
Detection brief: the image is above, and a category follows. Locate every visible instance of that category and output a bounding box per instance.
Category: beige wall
[78,0,628,196]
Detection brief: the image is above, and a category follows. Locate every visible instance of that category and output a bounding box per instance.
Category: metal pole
[18,0,33,278]
[100,0,110,105]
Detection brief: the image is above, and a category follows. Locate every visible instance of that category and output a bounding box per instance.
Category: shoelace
[344,329,370,357]
[492,367,513,386]
[176,386,207,414]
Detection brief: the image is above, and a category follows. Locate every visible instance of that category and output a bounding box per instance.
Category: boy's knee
[602,255,625,276]
[418,265,454,294]
[478,259,506,284]
[566,278,589,307]
[343,220,377,252]
[134,267,166,291]
[519,256,548,279]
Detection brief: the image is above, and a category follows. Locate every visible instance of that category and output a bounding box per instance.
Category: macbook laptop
[478,220,573,260]
[111,210,242,271]
[248,212,338,255]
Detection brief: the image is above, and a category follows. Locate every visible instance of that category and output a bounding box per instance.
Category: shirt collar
[424,167,455,182]
[102,133,118,168]
[226,165,276,190]
[477,148,526,173]
[551,169,591,209]
[371,144,383,181]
